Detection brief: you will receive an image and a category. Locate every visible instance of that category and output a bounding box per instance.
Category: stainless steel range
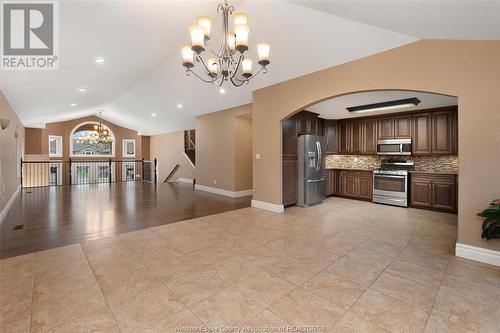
[373,159,414,207]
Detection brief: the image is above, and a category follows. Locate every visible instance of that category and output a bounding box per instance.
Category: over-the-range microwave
[377,139,412,155]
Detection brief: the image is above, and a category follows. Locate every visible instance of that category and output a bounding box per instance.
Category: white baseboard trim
[251,199,284,213]
[194,184,252,198]
[456,242,500,267]
[0,185,21,224]
[177,178,194,185]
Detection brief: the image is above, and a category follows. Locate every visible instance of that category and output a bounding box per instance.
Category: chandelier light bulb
[197,16,212,40]
[257,43,270,66]
[189,25,205,53]
[207,57,219,75]
[233,12,247,25]
[235,24,249,53]
[242,59,252,78]
[182,45,194,68]
[227,32,236,51]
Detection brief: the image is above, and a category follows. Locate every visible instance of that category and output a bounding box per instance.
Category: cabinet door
[282,115,297,159]
[282,159,297,206]
[342,172,358,197]
[432,180,456,211]
[324,121,339,154]
[412,113,432,155]
[378,117,394,140]
[317,118,325,137]
[325,169,336,196]
[339,121,351,154]
[363,118,377,154]
[410,178,432,207]
[357,175,373,199]
[451,110,458,155]
[395,115,411,138]
[432,111,453,155]
[351,119,364,154]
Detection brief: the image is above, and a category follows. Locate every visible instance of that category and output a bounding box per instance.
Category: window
[70,122,115,157]
[49,135,63,157]
[122,139,136,158]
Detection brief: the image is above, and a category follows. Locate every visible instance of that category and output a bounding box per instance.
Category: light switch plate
[255,154,261,160]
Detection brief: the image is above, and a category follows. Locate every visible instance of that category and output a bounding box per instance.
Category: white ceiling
[290,0,500,40]
[308,90,458,119]
[0,0,416,134]
[2,1,497,135]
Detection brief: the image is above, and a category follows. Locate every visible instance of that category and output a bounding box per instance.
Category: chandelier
[76,113,112,145]
[181,0,270,87]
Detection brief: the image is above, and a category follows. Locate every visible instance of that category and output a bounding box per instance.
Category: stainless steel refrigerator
[297,134,326,207]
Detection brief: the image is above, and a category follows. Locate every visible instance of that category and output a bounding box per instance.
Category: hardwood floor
[0,182,250,258]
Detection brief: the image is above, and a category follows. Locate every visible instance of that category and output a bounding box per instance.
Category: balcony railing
[21,158,157,188]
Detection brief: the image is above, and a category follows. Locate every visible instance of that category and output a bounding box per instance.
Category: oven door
[373,174,407,198]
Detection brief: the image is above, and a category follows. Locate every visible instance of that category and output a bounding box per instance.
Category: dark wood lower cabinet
[325,169,336,196]
[410,173,457,213]
[337,170,373,200]
[282,159,298,206]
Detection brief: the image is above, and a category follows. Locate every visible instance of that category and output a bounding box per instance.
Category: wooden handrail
[164,164,180,183]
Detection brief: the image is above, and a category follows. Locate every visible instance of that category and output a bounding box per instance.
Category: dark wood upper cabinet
[378,117,394,140]
[363,118,378,154]
[317,118,325,137]
[324,120,339,153]
[296,111,318,136]
[339,120,351,154]
[412,112,432,155]
[351,119,364,154]
[432,111,453,154]
[282,115,298,159]
[394,115,411,138]
[451,111,458,154]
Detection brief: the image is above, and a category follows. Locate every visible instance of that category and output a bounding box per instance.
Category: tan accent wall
[0,90,24,213]
[196,104,252,192]
[235,115,253,191]
[150,131,195,182]
[252,40,500,251]
[141,136,151,161]
[25,128,44,155]
[24,115,146,160]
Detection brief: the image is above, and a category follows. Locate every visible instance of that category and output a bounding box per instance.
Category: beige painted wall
[252,40,500,252]
[0,90,25,214]
[235,115,253,191]
[196,104,252,192]
[150,131,195,182]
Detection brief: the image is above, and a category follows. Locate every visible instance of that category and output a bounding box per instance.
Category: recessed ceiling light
[151,113,157,117]
[70,103,77,107]
[177,104,183,109]
[219,88,226,94]
[77,87,88,93]
[94,57,105,64]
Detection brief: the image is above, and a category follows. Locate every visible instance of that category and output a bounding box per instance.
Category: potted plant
[478,199,500,240]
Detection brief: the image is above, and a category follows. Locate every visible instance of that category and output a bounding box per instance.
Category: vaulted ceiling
[1,1,498,135]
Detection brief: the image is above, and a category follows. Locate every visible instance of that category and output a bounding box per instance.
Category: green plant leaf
[482,218,498,231]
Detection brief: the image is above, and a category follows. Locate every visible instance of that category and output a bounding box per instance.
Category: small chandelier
[181,0,270,87]
[77,112,112,145]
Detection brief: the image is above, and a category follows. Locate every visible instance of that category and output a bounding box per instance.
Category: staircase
[184,130,196,166]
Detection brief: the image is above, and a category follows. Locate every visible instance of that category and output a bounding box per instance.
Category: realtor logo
[1,1,59,70]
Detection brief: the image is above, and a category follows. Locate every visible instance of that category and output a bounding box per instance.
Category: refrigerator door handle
[316,141,321,171]
[307,178,325,183]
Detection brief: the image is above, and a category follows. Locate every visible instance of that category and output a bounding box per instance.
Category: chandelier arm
[229,54,244,79]
[195,54,216,77]
[229,76,247,87]
[231,66,268,84]
[186,69,220,84]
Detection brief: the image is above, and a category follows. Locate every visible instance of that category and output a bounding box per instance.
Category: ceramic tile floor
[1,197,500,333]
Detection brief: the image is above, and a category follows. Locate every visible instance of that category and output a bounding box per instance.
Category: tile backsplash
[325,154,459,173]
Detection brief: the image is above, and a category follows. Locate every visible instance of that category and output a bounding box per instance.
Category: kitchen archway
[281,89,458,213]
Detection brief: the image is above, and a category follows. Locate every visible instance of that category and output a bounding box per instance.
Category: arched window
[70,122,115,157]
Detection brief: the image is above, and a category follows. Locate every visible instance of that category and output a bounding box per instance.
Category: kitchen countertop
[326,167,458,175]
